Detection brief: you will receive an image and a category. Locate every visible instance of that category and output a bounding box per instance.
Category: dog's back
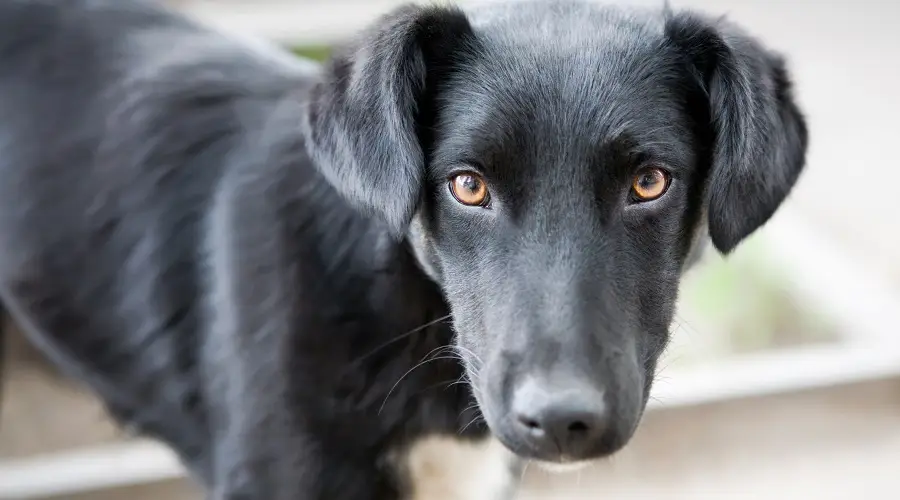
[0,0,309,472]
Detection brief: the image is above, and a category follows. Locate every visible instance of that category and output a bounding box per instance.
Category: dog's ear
[666,13,808,254]
[302,5,473,235]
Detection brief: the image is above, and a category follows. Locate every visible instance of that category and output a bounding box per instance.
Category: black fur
[0,1,807,498]
[664,12,808,253]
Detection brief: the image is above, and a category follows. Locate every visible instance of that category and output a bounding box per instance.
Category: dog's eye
[630,167,671,202]
[449,172,490,207]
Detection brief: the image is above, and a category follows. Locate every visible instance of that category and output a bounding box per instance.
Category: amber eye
[449,172,490,207]
[631,167,671,202]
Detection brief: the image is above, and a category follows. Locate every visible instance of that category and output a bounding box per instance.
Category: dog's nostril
[567,420,589,433]
[519,416,542,431]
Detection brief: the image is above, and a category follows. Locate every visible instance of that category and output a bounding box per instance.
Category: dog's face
[305,1,806,464]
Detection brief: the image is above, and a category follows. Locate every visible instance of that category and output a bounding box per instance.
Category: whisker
[459,412,485,434]
[672,313,702,339]
[347,314,451,368]
[452,344,485,369]
[445,368,473,390]
[520,461,531,481]
[423,376,468,394]
[446,378,472,390]
[377,345,459,415]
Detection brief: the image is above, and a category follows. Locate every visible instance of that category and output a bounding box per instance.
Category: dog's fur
[0,0,806,498]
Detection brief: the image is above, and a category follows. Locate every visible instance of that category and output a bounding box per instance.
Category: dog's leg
[201,173,399,500]
[201,382,395,500]
[201,327,395,500]
[206,443,390,500]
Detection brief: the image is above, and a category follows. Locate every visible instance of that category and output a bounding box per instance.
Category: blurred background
[2,0,899,499]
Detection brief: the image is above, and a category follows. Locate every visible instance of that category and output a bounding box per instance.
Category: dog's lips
[488,426,599,467]
[490,426,598,471]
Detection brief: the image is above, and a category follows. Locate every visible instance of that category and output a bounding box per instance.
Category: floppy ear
[666,13,809,254]
[302,5,473,235]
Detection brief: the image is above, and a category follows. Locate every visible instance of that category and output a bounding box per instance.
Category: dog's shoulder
[0,2,324,464]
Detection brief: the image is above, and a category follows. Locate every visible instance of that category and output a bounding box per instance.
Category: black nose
[510,378,609,460]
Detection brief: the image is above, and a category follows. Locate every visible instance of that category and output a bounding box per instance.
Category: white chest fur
[397,436,520,500]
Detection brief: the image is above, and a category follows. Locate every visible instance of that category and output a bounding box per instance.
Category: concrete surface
[0,320,127,459]
[15,371,900,499]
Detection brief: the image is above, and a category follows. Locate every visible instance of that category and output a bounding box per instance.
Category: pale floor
[5,317,900,499]
[25,377,900,500]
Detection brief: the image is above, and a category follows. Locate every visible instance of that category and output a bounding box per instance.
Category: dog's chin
[488,432,603,473]
[532,460,595,474]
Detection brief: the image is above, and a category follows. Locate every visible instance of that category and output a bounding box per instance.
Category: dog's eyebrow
[600,127,695,174]
[425,156,490,184]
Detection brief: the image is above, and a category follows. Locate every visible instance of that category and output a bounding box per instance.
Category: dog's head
[304,1,806,465]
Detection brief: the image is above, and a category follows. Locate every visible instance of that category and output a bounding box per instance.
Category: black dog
[0,0,806,498]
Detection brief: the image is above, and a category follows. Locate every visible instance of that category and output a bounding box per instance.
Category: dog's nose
[511,378,609,460]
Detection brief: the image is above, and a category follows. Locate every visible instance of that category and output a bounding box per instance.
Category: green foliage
[678,236,839,359]
[291,45,333,62]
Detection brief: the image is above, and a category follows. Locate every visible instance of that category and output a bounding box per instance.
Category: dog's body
[0,1,807,499]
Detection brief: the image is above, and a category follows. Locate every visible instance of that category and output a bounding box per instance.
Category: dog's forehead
[456,1,674,105]
[465,0,665,47]
[435,2,688,178]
